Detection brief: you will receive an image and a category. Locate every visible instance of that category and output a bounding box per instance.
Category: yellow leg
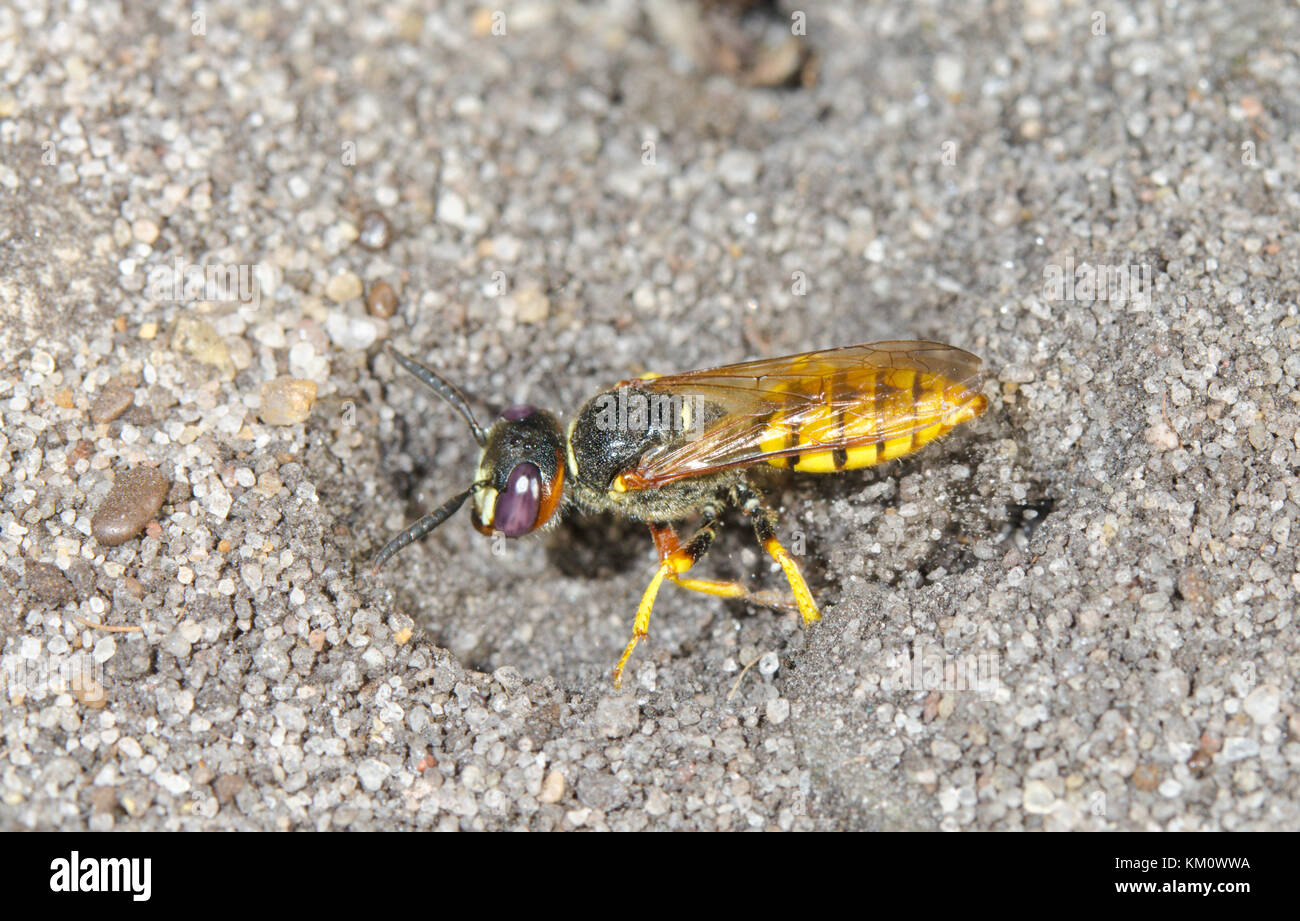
[613,562,671,688]
[669,575,748,599]
[734,487,822,627]
[669,575,799,615]
[651,524,747,600]
[761,536,820,625]
[614,520,724,687]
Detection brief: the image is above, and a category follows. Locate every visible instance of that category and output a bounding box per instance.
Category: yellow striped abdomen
[758,368,987,474]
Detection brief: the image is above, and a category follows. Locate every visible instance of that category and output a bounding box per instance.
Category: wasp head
[371,350,568,574]
[470,405,565,537]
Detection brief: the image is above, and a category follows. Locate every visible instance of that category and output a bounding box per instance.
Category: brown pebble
[121,403,154,427]
[1187,732,1221,774]
[68,439,94,466]
[90,785,118,814]
[214,774,245,805]
[90,385,135,424]
[25,561,75,606]
[91,467,170,547]
[65,559,97,597]
[358,210,393,251]
[259,378,317,425]
[71,670,107,709]
[746,37,808,88]
[1131,763,1161,792]
[366,280,399,318]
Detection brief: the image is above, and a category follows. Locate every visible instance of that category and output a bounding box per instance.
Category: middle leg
[614,516,723,687]
[650,521,744,600]
[731,481,822,626]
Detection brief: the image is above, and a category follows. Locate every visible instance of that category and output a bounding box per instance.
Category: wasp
[373,340,988,686]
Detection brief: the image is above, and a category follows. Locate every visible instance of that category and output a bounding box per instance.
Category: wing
[616,340,987,490]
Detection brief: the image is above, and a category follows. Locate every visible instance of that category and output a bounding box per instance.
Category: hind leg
[648,522,785,602]
[732,483,821,626]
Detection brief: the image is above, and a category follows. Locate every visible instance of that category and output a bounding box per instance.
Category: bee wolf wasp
[373,341,988,686]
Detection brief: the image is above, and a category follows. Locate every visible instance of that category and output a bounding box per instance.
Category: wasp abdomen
[759,368,987,473]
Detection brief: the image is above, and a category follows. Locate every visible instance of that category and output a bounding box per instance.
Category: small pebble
[71,671,107,709]
[594,694,640,738]
[91,467,170,547]
[510,287,550,324]
[259,378,317,425]
[717,149,760,191]
[325,310,379,350]
[92,636,117,664]
[746,38,806,88]
[325,271,364,303]
[132,218,160,245]
[765,698,790,724]
[214,774,245,804]
[31,350,55,375]
[172,316,234,380]
[357,759,390,792]
[89,385,134,424]
[934,54,965,95]
[1022,780,1056,814]
[162,628,192,659]
[539,770,565,804]
[1145,422,1179,450]
[25,562,75,606]
[1243,685,1280,725]
[1132,764,1160,792]
[366,280,399,318]
[358,211,392,250]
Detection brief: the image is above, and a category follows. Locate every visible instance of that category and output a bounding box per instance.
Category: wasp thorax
[471,407,566,537]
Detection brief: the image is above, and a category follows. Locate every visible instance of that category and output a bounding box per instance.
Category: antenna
[386,347,488,446]
[371,486,474,573]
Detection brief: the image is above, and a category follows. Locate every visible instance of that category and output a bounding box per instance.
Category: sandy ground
[2,0,1298,831]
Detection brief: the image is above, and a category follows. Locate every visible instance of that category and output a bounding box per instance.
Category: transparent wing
[619,340,984,489]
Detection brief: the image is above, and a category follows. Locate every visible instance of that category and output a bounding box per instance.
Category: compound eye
[495,462,541,536]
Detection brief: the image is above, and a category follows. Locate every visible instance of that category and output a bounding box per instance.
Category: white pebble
[1242,685,1280,725]
[765,698,790,724]
[92,636,116,663]
[325,310,379,350]
[205,480,233,520]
